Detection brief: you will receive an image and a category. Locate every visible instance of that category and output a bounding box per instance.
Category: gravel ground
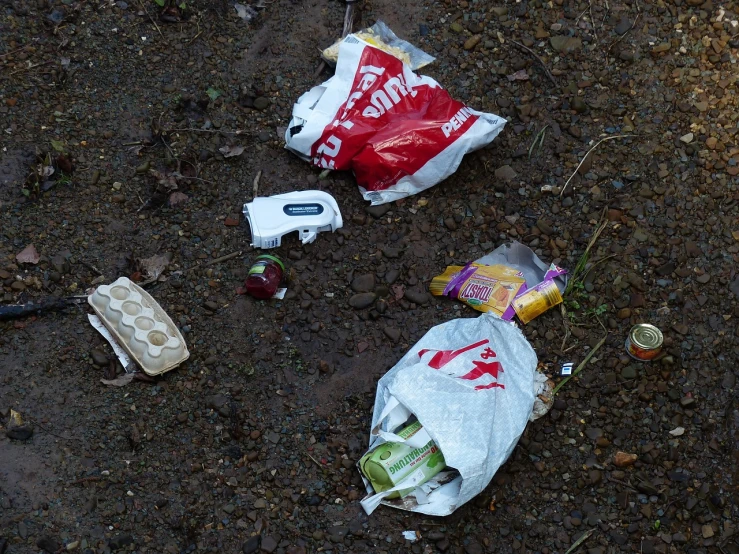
[1,0,738,553]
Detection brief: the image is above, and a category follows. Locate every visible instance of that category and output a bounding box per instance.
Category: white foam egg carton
[88,277,189,376]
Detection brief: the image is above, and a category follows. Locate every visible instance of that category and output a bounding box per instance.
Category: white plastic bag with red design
[285,26,506,205]
[360,314,537,516]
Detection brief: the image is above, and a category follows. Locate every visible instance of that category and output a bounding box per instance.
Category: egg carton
[88,277,189,376]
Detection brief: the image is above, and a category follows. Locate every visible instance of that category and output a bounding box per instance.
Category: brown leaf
[219,145,245,158]
[101,373,136,387]
[140,252,173,281]
[168,191,189,206]
[16,244,40,264]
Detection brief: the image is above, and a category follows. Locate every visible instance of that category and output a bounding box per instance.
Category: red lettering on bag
[421,340,505,391]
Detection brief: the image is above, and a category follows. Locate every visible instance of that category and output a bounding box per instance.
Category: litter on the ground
[475,242,567,323]
[429,263,525,316]
[360,314,537,515]
[285,22,506,205]
[88,277,189,376]
[243,190,343,249]
[530,368,555,421]
[244,255,285,300]
[625,323,663,361]
[0,296,85,321]
[321,21,435,70]
[88,314,134,372]
[402,531,420,542]
[561,362,574,376]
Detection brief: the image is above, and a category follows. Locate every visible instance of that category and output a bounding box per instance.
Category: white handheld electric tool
[243,190,343,249]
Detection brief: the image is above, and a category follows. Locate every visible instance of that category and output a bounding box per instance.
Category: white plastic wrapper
[360,314,537,516]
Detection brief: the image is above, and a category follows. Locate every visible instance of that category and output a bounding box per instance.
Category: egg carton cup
[88,277,189,376]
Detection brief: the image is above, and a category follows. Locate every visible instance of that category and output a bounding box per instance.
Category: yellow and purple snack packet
[429,263,525,316]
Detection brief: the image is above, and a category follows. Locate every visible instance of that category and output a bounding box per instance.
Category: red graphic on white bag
[418,339,504,391]
[309,45,480,192]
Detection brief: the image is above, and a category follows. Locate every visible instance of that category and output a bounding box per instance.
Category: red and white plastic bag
[285,24,506,205]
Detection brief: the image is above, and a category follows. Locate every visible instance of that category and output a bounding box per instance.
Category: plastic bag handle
[370,396,431,448]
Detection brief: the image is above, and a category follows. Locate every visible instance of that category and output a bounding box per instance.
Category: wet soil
[1,0,738,553]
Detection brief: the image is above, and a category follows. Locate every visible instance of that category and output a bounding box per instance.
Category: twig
[560,303,571,351]
[169,127,247,135]
[552,318,607,396]
[9,61,52,75]
[560,135,636,197]
[188,16,202,44]
[509,40,557,87]
[589,0,598,43]
[69,476,104,486]
[252,170,261,199]
[187,251,243,272]
[564,528,596,554]
[608,476,638,492]
[138,0,163,38]
[306,451,324,468]
[606,4,641,55]
[0,45,32,58]
[81,260,103,276]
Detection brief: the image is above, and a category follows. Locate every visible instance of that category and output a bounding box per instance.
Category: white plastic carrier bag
[360,314,537,516]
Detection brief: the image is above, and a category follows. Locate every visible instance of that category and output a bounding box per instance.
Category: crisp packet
[506,263,568,324]
[429,263,525,316]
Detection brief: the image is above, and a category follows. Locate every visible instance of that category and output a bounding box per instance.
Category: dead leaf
[149,169,179,191]
[219,145,245,158]
[168,191,189,206]
[16,244,40,264]
[101,373,136,387]
[507,69,530,82]
[140,252,173,281]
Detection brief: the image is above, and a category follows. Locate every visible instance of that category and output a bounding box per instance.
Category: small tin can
[625,324,663,361]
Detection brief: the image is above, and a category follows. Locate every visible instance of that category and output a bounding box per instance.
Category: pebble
[90,349,108,366]
[349,293,376,309]
[351,274,375,293]
[242,536,260,553]
[383,327,401,342]
[494,165,517,182]
[253,97,269,110]
[403,288,429,305]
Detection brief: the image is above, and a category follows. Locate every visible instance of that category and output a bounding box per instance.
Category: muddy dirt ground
[1,0,738,552]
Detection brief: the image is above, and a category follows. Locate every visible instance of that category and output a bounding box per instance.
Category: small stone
[351,274,375,293]
[383,327,401,342]
[614,17,632,35]
[108,534,133,550]
[701,525,714,539]
[204,301,219,311]
[589,470,602,485]
[621,366,637,379]
[571,97,587,114]
[66,541,80,551]
[463,35,481,50]
[403,288,429,305]
[260,536,278,553]
[652,43,670,54]
[550,36,582,54]
[450,22,463,33]
[696,273,710,284]
[90,349,108,366]
[242,536,260,554]
[617,308,631,319]
[679,133,694,144]
[613,451,638,467]
[366,204,390,218]
[37,537,60,554]
[349,293,376,309]
[680,396,696,408]
[495,165,517,182]
[253,97,269,110]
